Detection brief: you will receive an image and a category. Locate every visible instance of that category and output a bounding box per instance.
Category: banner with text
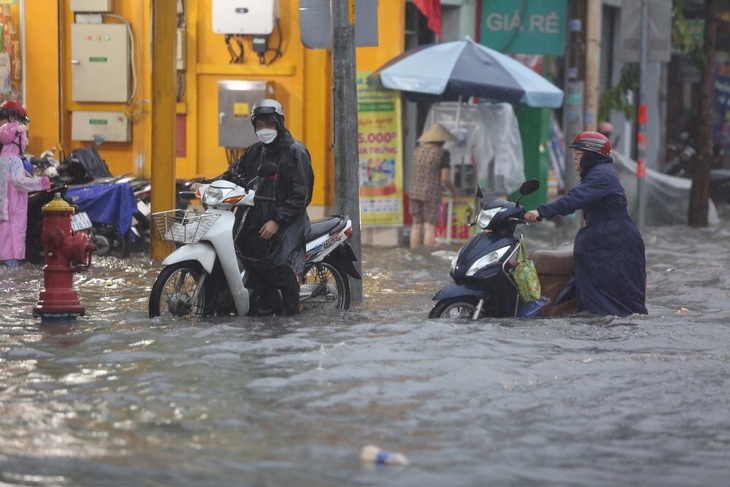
[357,72,403,226]
[0,2,22,101]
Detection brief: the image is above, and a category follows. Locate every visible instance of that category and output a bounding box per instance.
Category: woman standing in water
[525,131,647,317]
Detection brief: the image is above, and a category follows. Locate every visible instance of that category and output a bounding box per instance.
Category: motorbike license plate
[71,211,93,232]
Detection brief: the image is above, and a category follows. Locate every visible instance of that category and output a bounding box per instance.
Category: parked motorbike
[118,175,152,254]
[663,132,696,178]
[429,179,577,320]
[148,163,361,318]
[58,145,149,256]
[663,132,730,204]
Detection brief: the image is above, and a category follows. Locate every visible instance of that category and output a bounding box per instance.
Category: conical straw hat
[418,122,457,143]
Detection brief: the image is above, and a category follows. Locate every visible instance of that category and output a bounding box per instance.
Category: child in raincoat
[0,121,50,266]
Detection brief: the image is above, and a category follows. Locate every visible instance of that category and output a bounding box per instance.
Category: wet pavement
[1,205,729,486]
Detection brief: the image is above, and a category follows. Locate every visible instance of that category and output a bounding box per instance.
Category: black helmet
[251,99,284,128]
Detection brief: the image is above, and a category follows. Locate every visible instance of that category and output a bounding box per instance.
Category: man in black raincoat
[525,131,647,317]
[203,99,314,315]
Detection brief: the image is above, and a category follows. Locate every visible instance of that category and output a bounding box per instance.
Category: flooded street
[1,206,729,487]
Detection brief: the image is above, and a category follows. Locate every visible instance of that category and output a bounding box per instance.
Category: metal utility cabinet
[218,80,275,149]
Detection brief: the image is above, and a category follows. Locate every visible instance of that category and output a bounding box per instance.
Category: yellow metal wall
[24,0,404,209]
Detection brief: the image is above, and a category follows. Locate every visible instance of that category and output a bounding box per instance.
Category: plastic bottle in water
[359,444,409,466]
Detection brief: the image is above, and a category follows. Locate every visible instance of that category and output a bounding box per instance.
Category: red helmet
[569,131,611,156]
[0,100,29,123]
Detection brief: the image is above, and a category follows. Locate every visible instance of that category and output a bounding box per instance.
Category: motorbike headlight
[450,251,460,272]
[202,187,224,206]
[466,245,511,276]
[477,207,504,229]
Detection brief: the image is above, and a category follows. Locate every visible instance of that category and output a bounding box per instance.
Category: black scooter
[429,179,577,320]
[663,133,730,204]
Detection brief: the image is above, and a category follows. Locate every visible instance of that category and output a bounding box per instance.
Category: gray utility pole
[562,1,586,237]
[636,0,649,229]
[330,0,363,303]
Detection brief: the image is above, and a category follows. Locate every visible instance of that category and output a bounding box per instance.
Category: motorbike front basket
[152,210,220,244]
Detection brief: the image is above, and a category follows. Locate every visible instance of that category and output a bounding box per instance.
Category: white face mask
[256,128,278,144]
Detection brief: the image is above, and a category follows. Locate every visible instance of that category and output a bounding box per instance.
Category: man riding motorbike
[194,99,314,315]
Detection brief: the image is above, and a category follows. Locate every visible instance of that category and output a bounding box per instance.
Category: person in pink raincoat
[0,121,50,267]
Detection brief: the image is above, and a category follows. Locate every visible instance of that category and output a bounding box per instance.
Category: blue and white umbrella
[369,37,563,108]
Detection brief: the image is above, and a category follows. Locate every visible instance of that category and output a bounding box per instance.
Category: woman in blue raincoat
[525,131,647,317]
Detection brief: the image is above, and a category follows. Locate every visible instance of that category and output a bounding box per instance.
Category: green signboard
[481,0,566,56]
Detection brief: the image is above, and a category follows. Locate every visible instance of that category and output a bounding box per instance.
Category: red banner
[414,0,442,41]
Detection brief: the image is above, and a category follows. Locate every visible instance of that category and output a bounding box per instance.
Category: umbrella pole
[446,95,463,245]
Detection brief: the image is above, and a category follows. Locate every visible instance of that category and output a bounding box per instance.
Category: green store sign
[481,0,566,56]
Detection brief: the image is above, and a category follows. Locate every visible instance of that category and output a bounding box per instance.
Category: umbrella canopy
[369,37,564,108]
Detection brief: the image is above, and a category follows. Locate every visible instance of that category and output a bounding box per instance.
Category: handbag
[510,239,541,303]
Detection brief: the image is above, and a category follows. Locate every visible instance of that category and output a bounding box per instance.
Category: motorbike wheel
[91,234,111,256]
[429,297,481,319]
[149,261,210,318]
[113,232,132,258]
[301,258,351,311]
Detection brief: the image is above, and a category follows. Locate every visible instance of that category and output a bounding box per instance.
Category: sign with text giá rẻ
[481,0,566,56]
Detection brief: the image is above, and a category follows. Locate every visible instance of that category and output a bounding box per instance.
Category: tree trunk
[689,0,717,227]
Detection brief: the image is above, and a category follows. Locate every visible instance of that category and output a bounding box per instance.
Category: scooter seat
[529,245,574,276]
[308,216,346,240]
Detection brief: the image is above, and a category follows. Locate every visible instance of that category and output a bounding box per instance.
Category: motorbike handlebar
[254,195,277,203]
[509,216,543,224]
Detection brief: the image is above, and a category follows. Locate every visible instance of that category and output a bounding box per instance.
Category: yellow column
[150,0,177,259]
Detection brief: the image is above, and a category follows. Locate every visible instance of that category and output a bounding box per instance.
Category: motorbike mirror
[93,135,105,146]
[520,179,540,196]
[475,184,483,199]
[258,162,278,178]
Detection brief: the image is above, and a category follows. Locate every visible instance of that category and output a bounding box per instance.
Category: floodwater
[1,206,729,487]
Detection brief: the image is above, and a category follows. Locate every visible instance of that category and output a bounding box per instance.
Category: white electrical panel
[212,0,279,35]
[177,28,186,71]
[70,0,114,12]
[71,23,129,102]
[72,111,131,142]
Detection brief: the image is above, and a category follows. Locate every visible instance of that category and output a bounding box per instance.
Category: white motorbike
[148,163,361,318]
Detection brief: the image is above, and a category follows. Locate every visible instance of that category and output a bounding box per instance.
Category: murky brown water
[1,206,729,486]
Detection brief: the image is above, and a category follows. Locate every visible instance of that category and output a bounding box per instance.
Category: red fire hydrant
[33,193,96,321]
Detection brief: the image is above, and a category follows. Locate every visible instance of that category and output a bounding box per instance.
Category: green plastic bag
[511,240,541,303]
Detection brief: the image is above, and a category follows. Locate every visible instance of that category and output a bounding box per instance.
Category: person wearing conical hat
[408,122,459,249]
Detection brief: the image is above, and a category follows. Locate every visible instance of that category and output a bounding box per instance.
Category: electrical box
[71,23,129,102]
[70,0,113,12]
[212,0,279,35]
[72,111,131,142]
[218,80,274,148]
